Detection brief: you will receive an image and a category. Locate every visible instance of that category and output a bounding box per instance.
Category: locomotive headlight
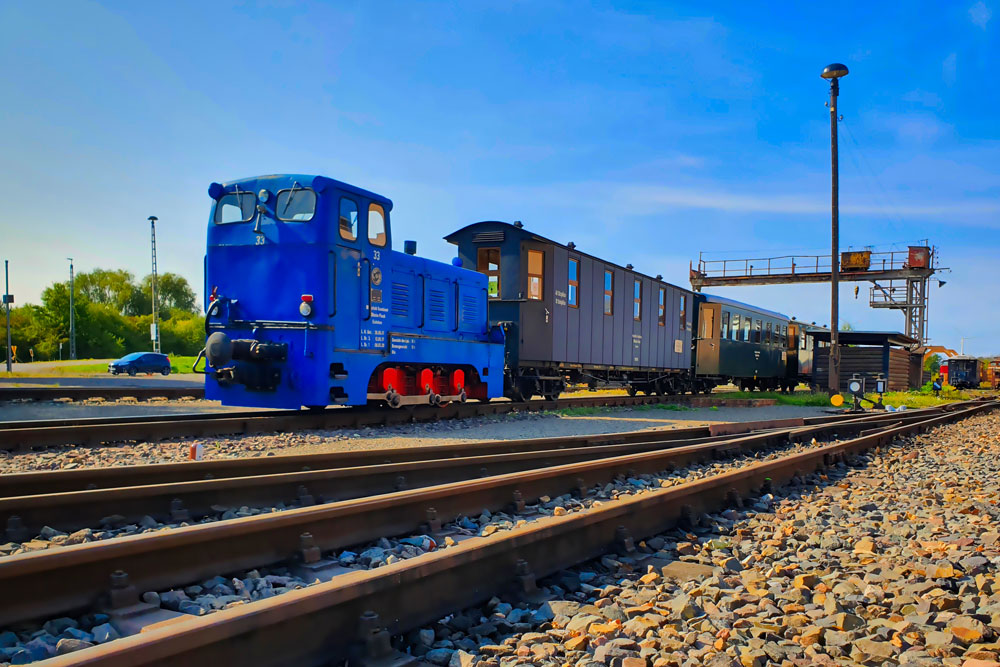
[258,189,270,203]
[299,294,314,317]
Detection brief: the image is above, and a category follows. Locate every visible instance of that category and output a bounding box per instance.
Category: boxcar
[446,221,697,399]
[202,174,504,409]
[945,355,980,389]
[692,294,793,391]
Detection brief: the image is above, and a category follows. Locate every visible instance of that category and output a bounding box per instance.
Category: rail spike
[615,525,636,554]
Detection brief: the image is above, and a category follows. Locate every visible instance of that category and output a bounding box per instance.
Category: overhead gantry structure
[689,246,944,347]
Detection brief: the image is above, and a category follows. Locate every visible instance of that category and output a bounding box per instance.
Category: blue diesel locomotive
[201,174,504,409]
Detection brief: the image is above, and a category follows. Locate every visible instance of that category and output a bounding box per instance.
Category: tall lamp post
[149,216,160,353]
[821,62,848,393]
[67,258,76,360]
[4,260,12,372]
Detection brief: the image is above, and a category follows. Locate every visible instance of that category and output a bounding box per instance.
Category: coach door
[695,302,721,375]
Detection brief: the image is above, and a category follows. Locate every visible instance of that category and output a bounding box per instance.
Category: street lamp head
[821,63,849,79]
[148,216,158,222]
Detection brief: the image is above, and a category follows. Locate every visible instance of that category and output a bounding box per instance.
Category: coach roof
[446,221,691,293]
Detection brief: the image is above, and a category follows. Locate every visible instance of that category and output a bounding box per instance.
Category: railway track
[0,393,778,452]
[0,409,927,538]
[0,386,204,402]
[0,399,993,666]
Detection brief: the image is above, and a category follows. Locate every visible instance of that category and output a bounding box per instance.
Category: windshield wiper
[282,181,301,218]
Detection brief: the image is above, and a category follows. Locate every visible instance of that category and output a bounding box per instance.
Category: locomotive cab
[203,175,504,409]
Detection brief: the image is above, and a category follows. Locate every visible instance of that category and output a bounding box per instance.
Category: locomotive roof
[699,293,790,321]
[445,221,691,293]
[208,174,393,210]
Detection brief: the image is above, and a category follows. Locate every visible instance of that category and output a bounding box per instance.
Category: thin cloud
[943,53,957,86]
[614,184,1000,223]
[970,1,992,28]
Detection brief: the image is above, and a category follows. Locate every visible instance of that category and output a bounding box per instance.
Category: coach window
[633,280,642,320]
[527,250,544,300]
[368,204,387,247]
[603,270,614,315]
[339,198,358,241]
[657,287,665,326]
[477,248,501,298]
[765,322,772,345]
[568,258,580,307]
[731,313,740,340]
[721,311,730,339]
[679,295,686,330]
[754,319,762,343]
[742,316,751,342]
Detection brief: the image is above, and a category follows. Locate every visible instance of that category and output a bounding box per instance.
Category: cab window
[478,248,501,298]
[215,191,256,224]
[339,198,358,241]
[368,203,387,247]
[527,250,544,300]
[275,187,316,221]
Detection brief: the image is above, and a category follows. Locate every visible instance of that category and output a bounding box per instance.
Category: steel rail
[0,405,950,499]
[0,404,982,628]
[0,393,778,452]
[1,410,935,535]
[34,400,998,667]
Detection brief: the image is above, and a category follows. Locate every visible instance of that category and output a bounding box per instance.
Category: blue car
[109,352,172,376]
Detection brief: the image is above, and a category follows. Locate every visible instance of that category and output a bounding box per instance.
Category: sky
[1,0,998,355]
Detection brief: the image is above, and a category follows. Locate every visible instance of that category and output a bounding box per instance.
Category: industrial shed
[810,330,921,391]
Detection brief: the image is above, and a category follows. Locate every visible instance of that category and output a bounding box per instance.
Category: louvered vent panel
[391,282,409,318]
[428,289,446,323]
[461,295,479,324]
[472,231,504,243]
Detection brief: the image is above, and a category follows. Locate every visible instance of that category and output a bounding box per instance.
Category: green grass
[3,355,199,376]
[554,403,694,417]
[711,390,833,407]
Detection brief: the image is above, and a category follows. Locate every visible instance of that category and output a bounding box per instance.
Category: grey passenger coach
[446,221,700,400]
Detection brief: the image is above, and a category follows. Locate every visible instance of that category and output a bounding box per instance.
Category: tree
[76,269,144,316]
[923,354,941,374]
[139,273,199,314]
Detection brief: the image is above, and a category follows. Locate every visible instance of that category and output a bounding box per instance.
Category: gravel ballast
[396,410,1000,667]
[0,404,829,475]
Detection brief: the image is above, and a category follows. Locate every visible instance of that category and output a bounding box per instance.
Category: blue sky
[1,1,998,355]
